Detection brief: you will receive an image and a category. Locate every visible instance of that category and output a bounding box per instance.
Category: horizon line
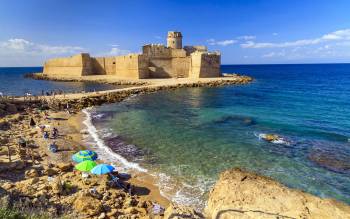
[1,62,350,68]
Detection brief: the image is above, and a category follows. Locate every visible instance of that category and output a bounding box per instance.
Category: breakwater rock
[46,76,253,112]
[205,168,350,219]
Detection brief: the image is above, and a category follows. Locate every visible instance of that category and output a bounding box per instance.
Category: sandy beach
[0,104,172,216]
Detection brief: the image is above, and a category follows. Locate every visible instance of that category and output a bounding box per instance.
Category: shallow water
[88,64,350,208]
[0,67,121,96]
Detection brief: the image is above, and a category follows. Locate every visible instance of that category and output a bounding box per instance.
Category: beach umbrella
[75,160,97,172]
[90,164,115,175]
[72,150,98,163]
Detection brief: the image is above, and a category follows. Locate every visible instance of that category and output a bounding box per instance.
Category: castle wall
[184,46,208,56]
[43,53,93,76]
[42,32,222,79]
[114,54,149,79]
[91,57,106,75]
[104,57,117,75]
[189,52,221,78]
[143,45,190,78]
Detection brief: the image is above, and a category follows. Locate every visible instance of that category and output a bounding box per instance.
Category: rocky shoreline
[1,75,350,218]
[0,75,251,218]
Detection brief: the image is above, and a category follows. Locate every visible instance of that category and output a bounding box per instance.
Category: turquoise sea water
[0,67,120,96]
[87,64,349,208]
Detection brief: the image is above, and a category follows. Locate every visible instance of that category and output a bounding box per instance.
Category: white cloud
[109,47,130,56]
[241,29,350,49]
[0,38,84,55]
[207,39,237,46]
[272,33,278,36]
[0,38,85,66]
[262,51,286,58]
[237,35,256,40]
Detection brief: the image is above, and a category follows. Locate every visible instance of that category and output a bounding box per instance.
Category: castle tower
[167,31,182,49]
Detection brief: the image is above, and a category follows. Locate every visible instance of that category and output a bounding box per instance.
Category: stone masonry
[43,31,221,79]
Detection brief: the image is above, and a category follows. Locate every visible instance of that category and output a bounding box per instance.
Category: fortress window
[113,62,115,64]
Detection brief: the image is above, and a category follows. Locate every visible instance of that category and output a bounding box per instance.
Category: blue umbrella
[72,150,98,163]
[90,164,115,175]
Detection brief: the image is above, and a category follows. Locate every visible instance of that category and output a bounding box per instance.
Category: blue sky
[0,0,350,66]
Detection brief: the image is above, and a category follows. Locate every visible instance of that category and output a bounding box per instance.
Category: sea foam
[82,108,147,172]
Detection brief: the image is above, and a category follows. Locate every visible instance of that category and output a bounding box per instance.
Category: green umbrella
[75,160,97,172]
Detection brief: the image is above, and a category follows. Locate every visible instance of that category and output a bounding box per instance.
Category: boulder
[28,177,40,185]
[25,169,39,178]
[164,204,203,219]
[98,212,106,219]
[43,167,58,176]
[124,207,139,215]
[124,196,138,207]
[10,160,26,170]
[1,182,14,190]
[73,193,103,216]
[51,178,63,195]
[205,168,350,219]
[0,121,10,131]
[107,209,121,217]
[262,134,280,142]
[56,163,73,172]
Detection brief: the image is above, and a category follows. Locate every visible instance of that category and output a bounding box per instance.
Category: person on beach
[48,141,58,153]
[18,137,26,148]
[52,127,58,139]
[30,117,36,127]
[108,173,133,195]
[43,131,49,140]
[39,125,45,133]
[66,103,70,114]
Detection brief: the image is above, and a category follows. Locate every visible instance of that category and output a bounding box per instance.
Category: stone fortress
[43,31,221,79]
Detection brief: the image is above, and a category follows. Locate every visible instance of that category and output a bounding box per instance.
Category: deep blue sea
[0,67,119,96]
[84,64,350,208]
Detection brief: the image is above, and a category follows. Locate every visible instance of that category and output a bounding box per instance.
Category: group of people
[30,116,60,153]
[42,89,65,96]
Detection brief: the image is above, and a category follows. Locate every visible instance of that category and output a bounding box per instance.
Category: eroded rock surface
[206,168,350,219]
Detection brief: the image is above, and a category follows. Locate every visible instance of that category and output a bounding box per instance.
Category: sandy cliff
[206,168,350,219]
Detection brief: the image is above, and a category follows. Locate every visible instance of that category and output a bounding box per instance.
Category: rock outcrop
[164,204,204,219]
[206,168,350,219]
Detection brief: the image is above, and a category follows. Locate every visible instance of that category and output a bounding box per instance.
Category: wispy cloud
[237,35,256,40]
[207,35,255,46]
[241,29,350,48]
[108,46,130,56]
[207,39,237,46]
[0,38,84,55]
[262,51,286,58]
[0,38,85,66]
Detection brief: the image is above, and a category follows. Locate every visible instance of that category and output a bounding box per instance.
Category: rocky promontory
[206,168,350,219]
